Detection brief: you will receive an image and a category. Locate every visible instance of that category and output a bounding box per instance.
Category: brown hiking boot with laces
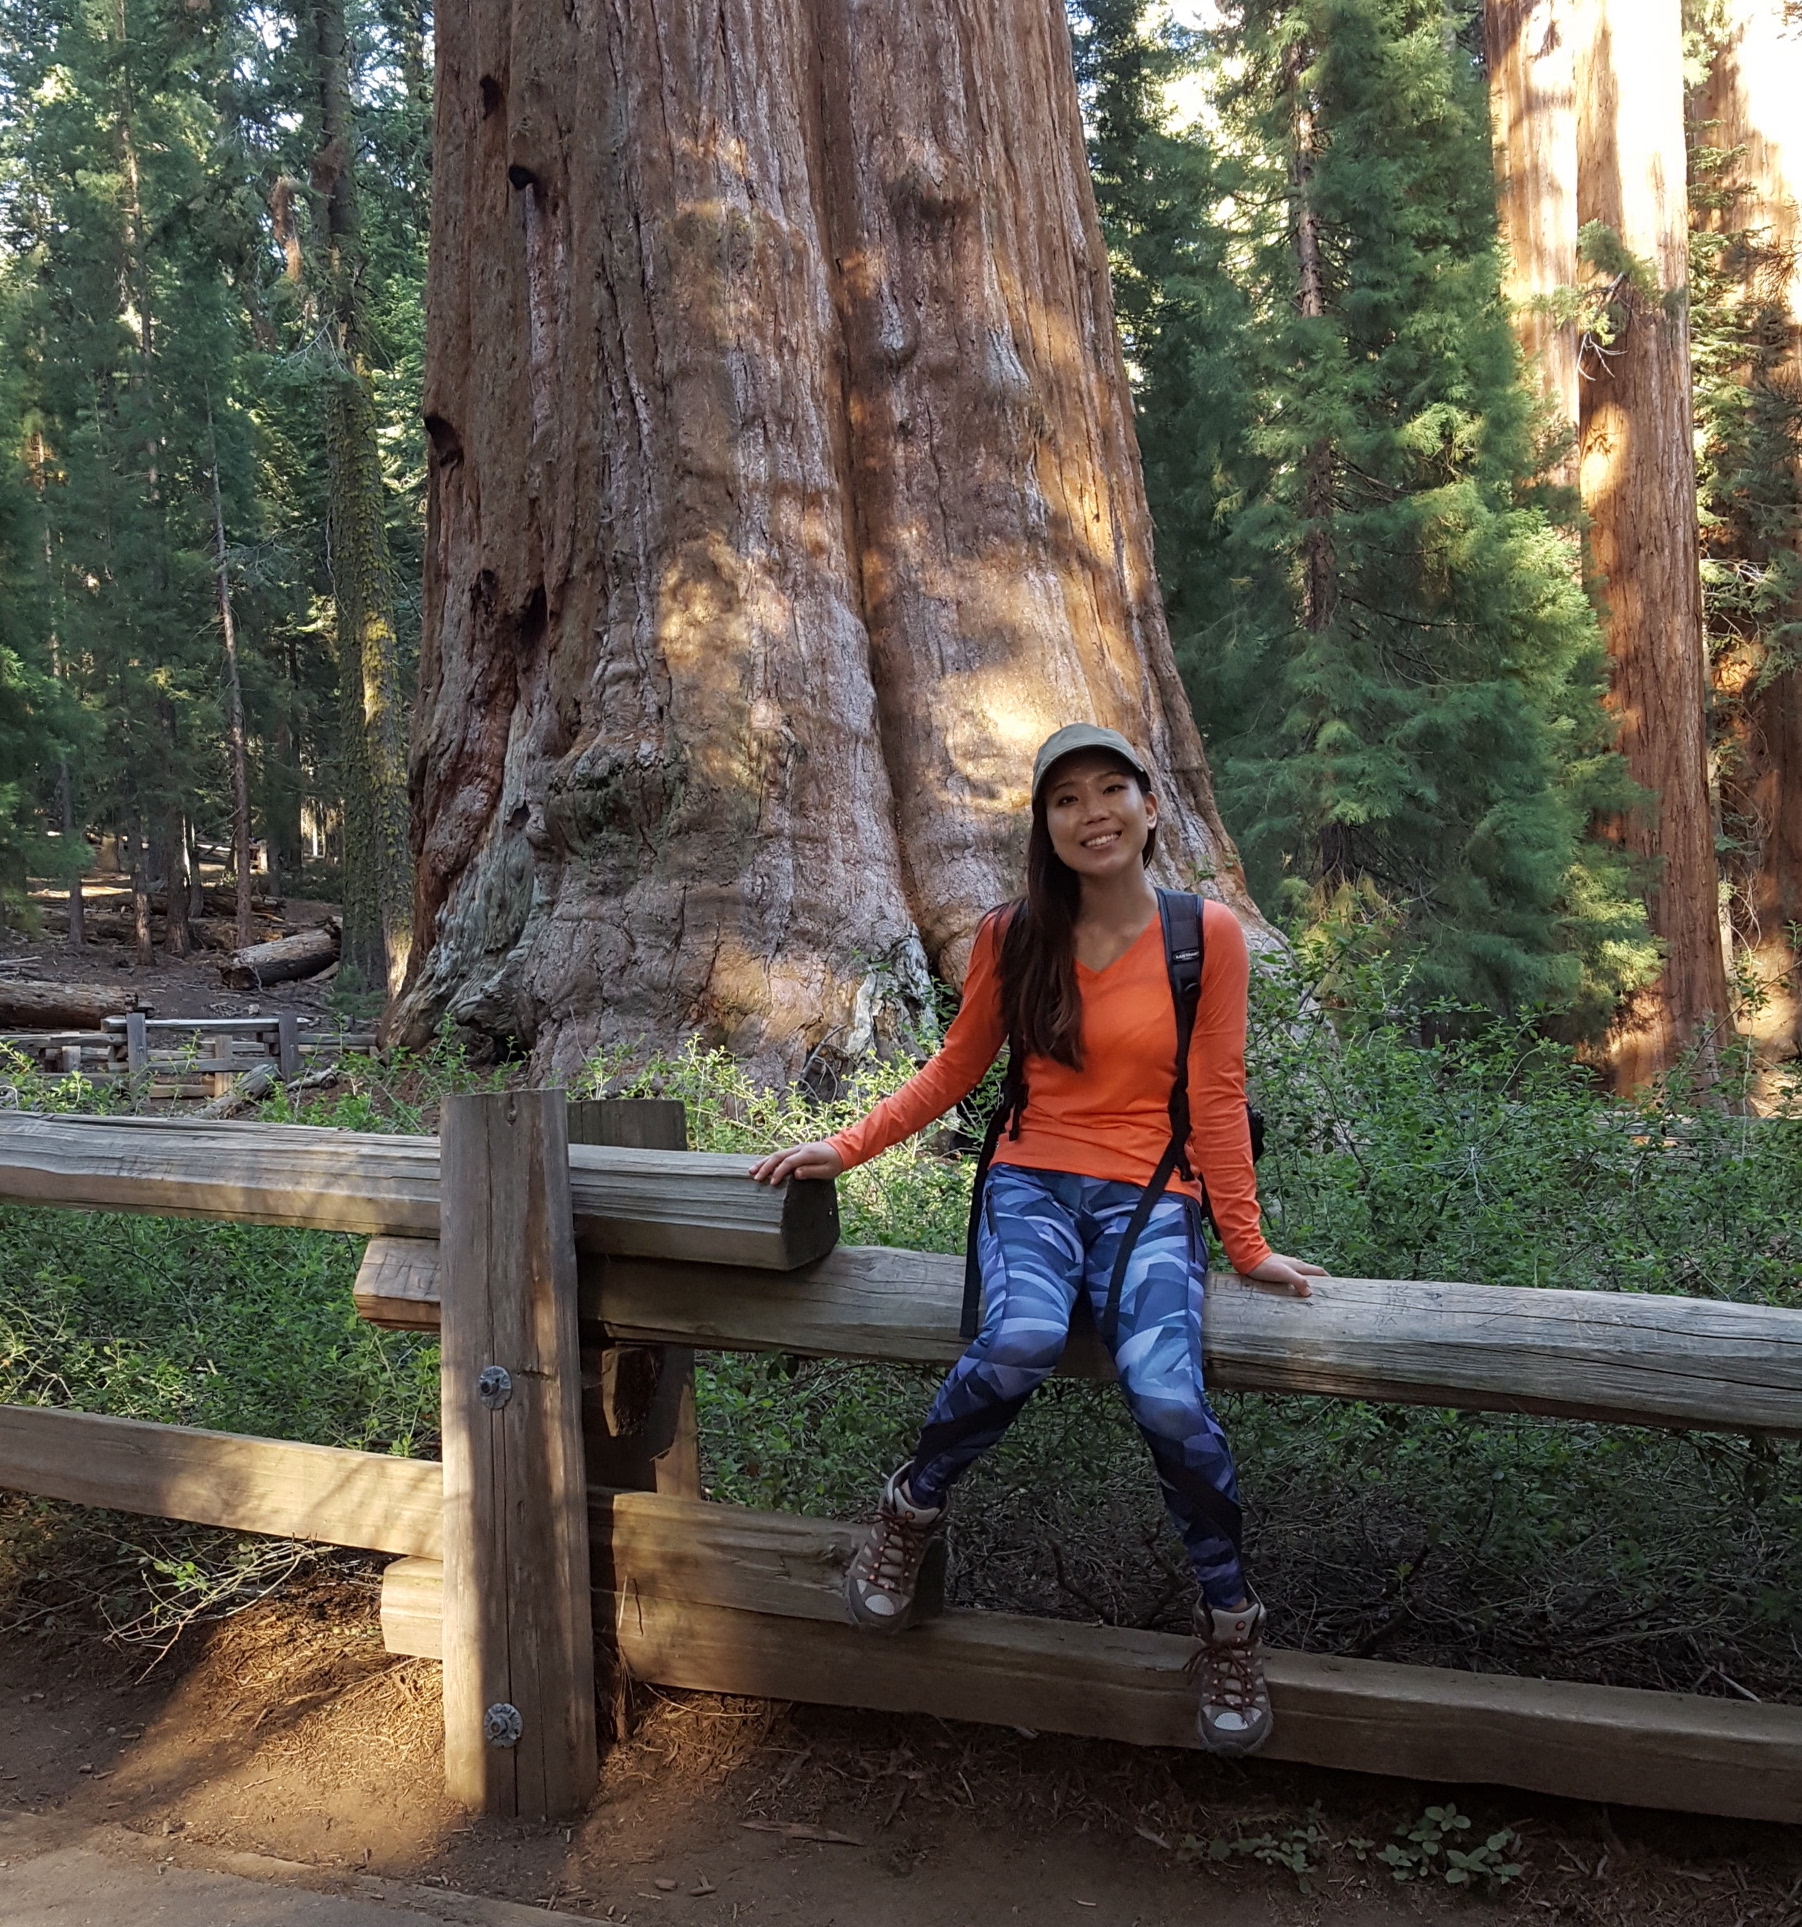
[1191,1596,1273,1756]
[844,1467,947,1633]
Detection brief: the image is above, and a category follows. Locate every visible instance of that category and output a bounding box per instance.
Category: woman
[751,724,1323,1756]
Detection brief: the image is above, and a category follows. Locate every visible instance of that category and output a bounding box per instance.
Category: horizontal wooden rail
[352,1237,1802,1437]
[0,1403,442,1556]
[0,1113,836,1269]
[378,1491,1802,1824]
[9,1401,1798,1820]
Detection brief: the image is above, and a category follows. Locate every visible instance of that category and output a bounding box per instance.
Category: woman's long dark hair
[996,758,1157,1070]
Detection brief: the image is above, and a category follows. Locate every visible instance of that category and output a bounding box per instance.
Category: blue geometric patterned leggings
[906,1164,1248,1609]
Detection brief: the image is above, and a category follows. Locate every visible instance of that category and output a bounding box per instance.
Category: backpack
[958,889,1263,1345]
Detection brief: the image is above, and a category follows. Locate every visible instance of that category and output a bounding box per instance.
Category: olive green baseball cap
[1030,724,1154,802]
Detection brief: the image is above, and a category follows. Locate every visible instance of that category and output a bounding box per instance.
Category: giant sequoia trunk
[1573,0,1731,1088]
[399,0,1266,1075]
[1694,1,1802,1072]
[1485,0,1580,480]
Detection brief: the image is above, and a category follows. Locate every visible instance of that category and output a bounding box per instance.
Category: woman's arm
[1185,903,1323,1295]
[749,916,1008,1185]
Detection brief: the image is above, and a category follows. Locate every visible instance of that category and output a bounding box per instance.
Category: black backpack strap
[959,1045,1024,1340]
[1098,891,1205,1344]
[1161,891,1204,1181]
[960,907,1029,1342]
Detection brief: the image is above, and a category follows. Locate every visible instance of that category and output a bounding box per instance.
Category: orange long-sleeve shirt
[828,900,1272,1275]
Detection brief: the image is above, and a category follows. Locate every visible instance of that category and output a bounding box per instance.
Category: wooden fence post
[275,1011,301,1081]
[124,1011,148,1086]
[570,1099,700,1498]
[440,1090,597,1818]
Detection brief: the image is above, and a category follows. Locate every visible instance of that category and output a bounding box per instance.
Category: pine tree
[1079,0,1656,1029]
[0,0,247,948]
[304,0,413,1006]
[0,0,430,948]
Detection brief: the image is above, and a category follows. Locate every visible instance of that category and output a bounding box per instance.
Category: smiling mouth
[1080,831,1122,850]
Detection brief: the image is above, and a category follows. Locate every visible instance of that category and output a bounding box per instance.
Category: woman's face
[1042,753,1158,880]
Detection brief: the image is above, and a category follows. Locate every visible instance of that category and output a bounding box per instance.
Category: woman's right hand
[748,1141,846,1186]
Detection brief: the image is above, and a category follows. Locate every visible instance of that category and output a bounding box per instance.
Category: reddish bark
[1486,0,1581,480]
[1694,0,1802,1072]
[1573,0,1732,1087]
[399,0,1267,1075]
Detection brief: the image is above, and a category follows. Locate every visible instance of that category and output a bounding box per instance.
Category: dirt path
[1,1570,1797,1927]
[1,1814,607,1926]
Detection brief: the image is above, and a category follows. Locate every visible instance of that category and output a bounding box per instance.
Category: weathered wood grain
[440,1091,596,1819]
[572,1099,700,1501]
[355,1236,444,1328]
[356,1238,1802,1438]
[0,1403,442,1556]
[600,1250,1802,1435]
[0,1112,837,1268]
[380,1493,1802,1823]
[380,1554,446,1659]
[614,1598,1802,1823]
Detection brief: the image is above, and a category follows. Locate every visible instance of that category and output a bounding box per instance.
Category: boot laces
[855,1494,934,1595]
[1186,1619,1265,1712]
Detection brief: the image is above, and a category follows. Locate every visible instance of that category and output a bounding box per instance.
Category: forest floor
[1,1565,1798,1927]
[2,876,353,1027]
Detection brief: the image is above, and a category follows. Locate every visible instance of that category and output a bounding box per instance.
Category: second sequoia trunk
[399,0,1267,1074]
[1573,0,1732,1087]
[1693,1,1802,1074]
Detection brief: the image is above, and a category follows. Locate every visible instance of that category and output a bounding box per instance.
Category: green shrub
[0,955,1796,1697]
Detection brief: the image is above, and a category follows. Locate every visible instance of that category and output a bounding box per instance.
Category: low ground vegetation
[2,940,1798,1702]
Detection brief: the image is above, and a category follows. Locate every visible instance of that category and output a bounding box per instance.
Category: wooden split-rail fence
[0,1095,1799,1824]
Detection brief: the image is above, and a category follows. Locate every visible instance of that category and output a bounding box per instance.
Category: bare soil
[2,878,348,1029]
[1,1568,1797,1927]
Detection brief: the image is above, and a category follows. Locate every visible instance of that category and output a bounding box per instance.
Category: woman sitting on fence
[751,724,1323,1757]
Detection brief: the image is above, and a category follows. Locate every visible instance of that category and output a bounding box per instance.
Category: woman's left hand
[1243,1252,1328,1298]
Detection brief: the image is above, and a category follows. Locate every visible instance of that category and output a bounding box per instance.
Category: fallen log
[0,980,149,1030]
[220,919,340,988]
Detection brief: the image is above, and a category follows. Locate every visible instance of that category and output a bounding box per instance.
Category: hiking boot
[844,1467,947,1633]
[1191,1596,1273,1757]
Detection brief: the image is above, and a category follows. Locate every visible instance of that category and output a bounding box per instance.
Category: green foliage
[0,1206,437,1452]
[1186,1806,1329,1891]
[0,0,429,896]
[1249,924,1802,1303]
[1375,1806,1522,1890]
[629,953,1801,1697]
[1177,1800,1521,1896]
[0,1038,485,1454]
[1076,0,1656,1031]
